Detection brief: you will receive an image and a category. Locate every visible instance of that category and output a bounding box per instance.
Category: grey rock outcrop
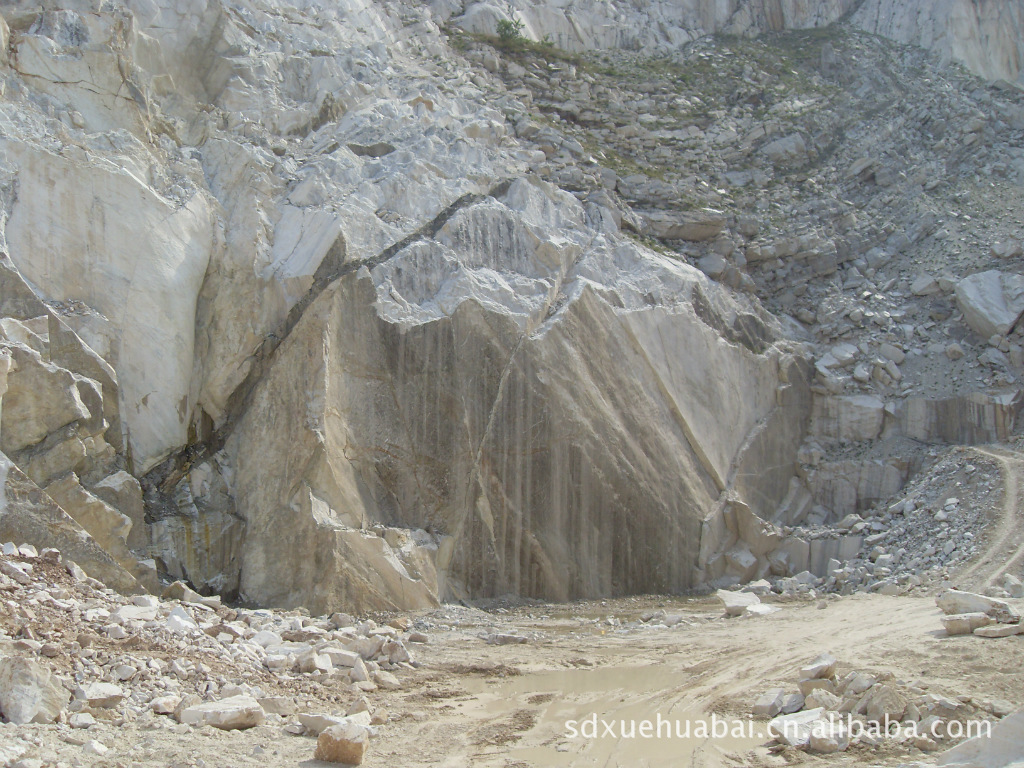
[222,178,810,611]
[452,0,1023,82]
[0,0,1020,613]
[853,0,1024,83]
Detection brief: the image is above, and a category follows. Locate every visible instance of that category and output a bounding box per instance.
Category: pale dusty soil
[25,591,1019,768]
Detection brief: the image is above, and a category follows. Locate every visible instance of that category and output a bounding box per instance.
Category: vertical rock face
[452,0,862,52]
[0,0,1015,612]
[224,180,809,612]
[853,0,1024,83]
[3,148,214,473]
[453,0,1023,81]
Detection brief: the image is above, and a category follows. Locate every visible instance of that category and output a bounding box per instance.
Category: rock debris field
[2,531,1024,767]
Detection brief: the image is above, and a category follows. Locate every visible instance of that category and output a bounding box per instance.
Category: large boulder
[177,696,266,730]
[315,719,374,764]
[0,656,69,724]
[954,271,1024,339]
[936,590,1021,624]
[937,709,1024,767]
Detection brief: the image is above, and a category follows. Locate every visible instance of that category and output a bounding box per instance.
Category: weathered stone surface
[0,0,1013,621]
[936,709,1024,766]
[644,209,727,241]
[941,612,993,636]
[223,179,807,612]
[178,696,266,730]
[853,0,1024,82]
[0,344,90,455]
[936,590,1020,624]
[0,13,8,67]
[954,271,1024,340]
[892,392,1023,445]
[91,472,147,551]
[315,720,373,764]
[762,134,810,167]
[810,395,884,443]
[452,0,1021,82]
[717,589,761,617]
[0,656,69,724]
[44,474,130,555]
[805,458,909,519]
[3,145,214,473]
[0,454,141,593]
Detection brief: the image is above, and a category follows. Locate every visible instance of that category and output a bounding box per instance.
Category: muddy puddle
[460,662,769,766]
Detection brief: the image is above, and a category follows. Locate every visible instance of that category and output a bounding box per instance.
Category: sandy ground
[15,590,1017,768]
[369,592,1022,768]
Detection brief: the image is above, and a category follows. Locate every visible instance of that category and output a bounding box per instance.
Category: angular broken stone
[935,590,1020,624]
[314,720,373,765]
[808,719,849,753]
[805,689,841,710]
[150,695,181,714]
[837,671,876,696]
[0,560,32,585]
[941,612,993,636]
[644,209,726,241]
[297,650,333,674]
[257,696,294,716]
[863,684,907,724]
[299,713,351,736]
[752,688,785,717]
[178,695,266,730]
[973,623,1024,638]
[717,589,760,617]
[798,677,836,696]
[936,709,1024,766]
[166,605,200,634]
[780,693,805,714]
[955,271,1024,339]
[373,670,401,690]
[800,652,837,680]
[80,682,124,709]
[321,647,361,668]
[767,707,826,747]
[0,656,69,724]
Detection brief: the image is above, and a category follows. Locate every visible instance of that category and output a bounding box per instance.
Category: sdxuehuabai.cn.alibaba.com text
[564,713,993,743]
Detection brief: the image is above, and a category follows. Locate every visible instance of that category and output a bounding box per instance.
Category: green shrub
[496,16,525,43]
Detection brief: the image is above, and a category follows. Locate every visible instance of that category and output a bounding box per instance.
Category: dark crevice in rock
[142,178,515,507]
[690,284,773,355]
